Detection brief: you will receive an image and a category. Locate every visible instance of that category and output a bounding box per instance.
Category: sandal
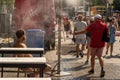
[84,60,89,65]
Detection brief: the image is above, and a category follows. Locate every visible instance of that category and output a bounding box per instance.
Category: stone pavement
[1,36,120,80]
[45,34,120,80]
[1,22,120,80]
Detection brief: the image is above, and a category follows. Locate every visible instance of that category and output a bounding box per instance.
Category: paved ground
[45,35,120,80]
[1,36,120,80]
[1,21,120,80]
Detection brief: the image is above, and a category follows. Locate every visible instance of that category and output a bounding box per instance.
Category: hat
[95,14,102,19]
[78,15,83,18]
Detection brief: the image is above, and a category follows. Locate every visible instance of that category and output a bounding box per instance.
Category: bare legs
[106,43,114,56]
[85,46,91,64]
[76,44,85,58]
[89,48,105,77]
[65,31,69,38]
[76,44,80,58]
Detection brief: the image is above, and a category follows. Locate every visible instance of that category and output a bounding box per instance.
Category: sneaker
[100,70,105,77]
[85,60,89,65]
[80,52,83,58]
[110,54,113,57]
[88,69,94,74]
[76,55,79,58]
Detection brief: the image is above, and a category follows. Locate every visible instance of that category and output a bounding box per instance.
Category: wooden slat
[0,57,46,64]
[0,47,44,51]
[0,48,44,57]
[0,48,44,51]
[0,57,47,77]
[0,78,51,80]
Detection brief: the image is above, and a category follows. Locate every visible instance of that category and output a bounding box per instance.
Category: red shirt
[86,20,108,48]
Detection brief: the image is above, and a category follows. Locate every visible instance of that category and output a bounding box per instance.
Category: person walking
[105,19,116,57]
[73,14,108,77]
[73,15,87,58]
[63,17,71,38]
[85,17,95,64]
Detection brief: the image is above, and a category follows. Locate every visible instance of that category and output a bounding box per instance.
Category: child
[13,30,32,57]
[105,20,116,56]
[13,29,34,77]
[13,30,51,77]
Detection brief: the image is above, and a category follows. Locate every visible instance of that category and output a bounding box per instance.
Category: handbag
[102,29,110,42]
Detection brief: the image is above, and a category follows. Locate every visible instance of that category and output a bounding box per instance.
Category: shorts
[90,47,104,57]
[75,37,86,45]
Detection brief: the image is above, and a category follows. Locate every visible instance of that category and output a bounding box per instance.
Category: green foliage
[91,0,105,6]
[0,0,15,8]
[113,0,120,10]
[0,0,15,13]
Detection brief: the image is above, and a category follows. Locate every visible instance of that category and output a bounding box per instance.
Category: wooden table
[0,57,46,77]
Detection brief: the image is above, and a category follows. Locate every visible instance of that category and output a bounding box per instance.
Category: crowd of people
[62,13,120,78]
[12,13,120,78]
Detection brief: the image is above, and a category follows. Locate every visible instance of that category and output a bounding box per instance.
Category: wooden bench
[0,78,51,80]
[0,48,45,77]
[0,48,44,57]
[0,57,46,77]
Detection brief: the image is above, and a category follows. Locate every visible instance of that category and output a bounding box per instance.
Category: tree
[90,0,106,6]
[0,0,15,36]
[113,0,120,11]
[0,0,15,13]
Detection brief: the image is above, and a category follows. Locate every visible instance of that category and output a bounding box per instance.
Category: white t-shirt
[74,21,87,39]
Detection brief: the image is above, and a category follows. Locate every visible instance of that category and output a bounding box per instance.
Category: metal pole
[110,4,112,16]
[54,0,71,77]
[106,2,109,17]
[57,0,62,74]
[89,0,91,17]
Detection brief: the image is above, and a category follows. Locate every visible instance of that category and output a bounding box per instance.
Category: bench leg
[39,68,43,77]
[1,67,3,77]
[17,68,20,77]
[39,67,45,77]
[17,68,27,77]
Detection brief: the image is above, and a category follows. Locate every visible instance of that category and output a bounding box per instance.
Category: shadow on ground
[103,54,120,59]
